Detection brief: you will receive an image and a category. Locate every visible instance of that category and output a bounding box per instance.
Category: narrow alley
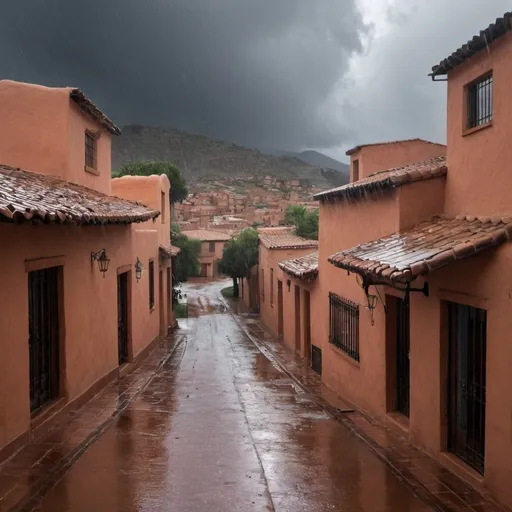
[4,279,434,512]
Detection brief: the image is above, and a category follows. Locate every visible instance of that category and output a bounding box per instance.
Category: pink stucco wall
[445,31,512,217]
[259,244,316,341]
[0,80,113,195]
[349,140,446,181]
[0,222,161,451]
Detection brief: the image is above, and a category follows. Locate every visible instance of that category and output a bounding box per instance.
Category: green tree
[284,205,319,240]
[171,226,201,302]
[284,204,307,226]
[115,161,188,204]
[218,228,259,297]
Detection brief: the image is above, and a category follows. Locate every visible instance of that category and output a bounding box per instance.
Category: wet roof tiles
[279,252,318,280]
[70,88,121,135]
[258,228,318,250]
[181,229,232,242]
[431,12,512,77]
[314,157,447,202]
[0,165,159,225]
[328,215,512,283]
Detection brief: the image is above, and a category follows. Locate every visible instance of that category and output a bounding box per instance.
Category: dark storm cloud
[0,1,366,150]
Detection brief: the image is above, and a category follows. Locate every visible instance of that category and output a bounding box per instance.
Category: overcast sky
[0,1,509,161]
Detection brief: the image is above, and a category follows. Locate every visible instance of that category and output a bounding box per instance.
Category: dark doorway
[448,302,486,474]
[28,266,61,414]
[277,280,284,340]
[311,345,322,375]
[396,296,410,417]
[294,285,301,352]
[117,272,129,365]
[159,270,165,337]
[200,264,208,278]
[303,290,311,363]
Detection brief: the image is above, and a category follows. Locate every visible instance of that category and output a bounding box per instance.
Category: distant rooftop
[181,229,232,242]
[431,12,512,77]
[346,139,445,156]
[258,227,318,250]
[314,157,447,202]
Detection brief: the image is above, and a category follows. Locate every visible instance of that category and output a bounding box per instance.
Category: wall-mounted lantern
[91,249,110,277]
[366,293,378,326]
[135,257,144,282]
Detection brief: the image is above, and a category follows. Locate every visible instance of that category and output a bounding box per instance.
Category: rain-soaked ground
[21,278,435,512]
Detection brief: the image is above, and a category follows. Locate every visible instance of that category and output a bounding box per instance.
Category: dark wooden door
[448,302,486,474]
[200,264,208,278]
[117,272,129,365]
[311,345,322,375]
[28,267,60,413]
[277,280,284,339]
[303,290,311,363]
[396,296,410,417]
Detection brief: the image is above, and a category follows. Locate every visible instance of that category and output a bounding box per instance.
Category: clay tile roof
[328,215,512,284]
[181,229,232,242]
[159,244,181,260]
[431,12,512,77]
[279,252,319,280]
[258,227,318,250]
[70,88,121,135]
[345,138,445,156]
[314,157,447,202]
[0,165,159,225]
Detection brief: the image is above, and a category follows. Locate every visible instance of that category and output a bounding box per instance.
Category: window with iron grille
[149,260,155,310]
[329,293,359,361]
[467,73,493,129]
[209,241,215,253]
[260,268,265,301]
[85,131,98,169]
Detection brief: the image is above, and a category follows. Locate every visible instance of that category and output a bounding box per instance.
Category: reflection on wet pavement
[31,279,432,512]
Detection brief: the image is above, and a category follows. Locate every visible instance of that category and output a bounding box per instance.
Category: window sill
[462,120,492,137]
[329,343,360,368]
[84,165,100,176]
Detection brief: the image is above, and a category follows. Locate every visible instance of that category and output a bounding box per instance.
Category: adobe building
[303,12,512,509]
[257,227,318,342]
[181,228,232,277]
[0,80,174,462]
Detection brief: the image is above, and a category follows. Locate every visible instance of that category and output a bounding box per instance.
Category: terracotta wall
[445,31,512,217]
[0,222,161,451]
[350,140,446,181]
[0,80,113,195]
[259,245,316,339]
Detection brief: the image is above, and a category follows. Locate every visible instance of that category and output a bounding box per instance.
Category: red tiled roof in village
[314,157,447,202]
[345,139,446,156]
[279,252,318,280]
[431,12,512,77]
[159,244,181,260]
[70,88,121,135]
[0,165,159,225]
[258,227,318,250]
[181,229,232,242]
[328,215,512,284]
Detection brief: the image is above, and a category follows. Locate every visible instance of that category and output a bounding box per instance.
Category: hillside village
[1,6,512,512]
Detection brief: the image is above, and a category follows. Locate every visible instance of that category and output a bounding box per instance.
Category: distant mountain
[261,148,349,175]
[112,126,350,189]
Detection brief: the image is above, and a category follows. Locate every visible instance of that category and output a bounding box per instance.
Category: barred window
[467,73,493,129]
[85,131,98,169]
[209,241,215,253]
[329,293,359,361]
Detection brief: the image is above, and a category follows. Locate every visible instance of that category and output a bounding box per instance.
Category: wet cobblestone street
[1,279,478,511]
